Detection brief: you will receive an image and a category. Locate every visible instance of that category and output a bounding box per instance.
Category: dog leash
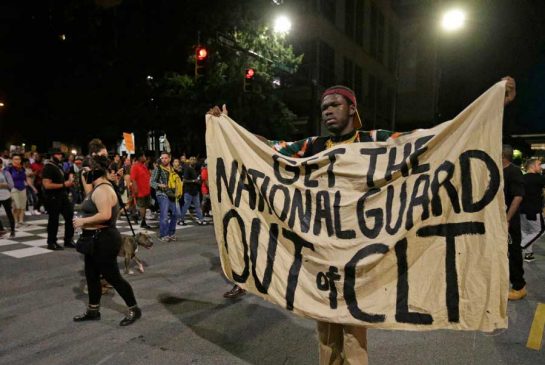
[112,184,137,237]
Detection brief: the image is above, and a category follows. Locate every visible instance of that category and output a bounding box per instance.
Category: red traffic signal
[245,68,255,79]
[195,46,209,79]
[196,47,208,61]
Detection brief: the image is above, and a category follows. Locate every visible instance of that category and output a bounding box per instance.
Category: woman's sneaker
[168,235,177,241]
[74,308,101,322]
[159,236,170,242]
[120,306,142,326]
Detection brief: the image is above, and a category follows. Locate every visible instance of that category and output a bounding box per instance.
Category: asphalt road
[1,215,544,365]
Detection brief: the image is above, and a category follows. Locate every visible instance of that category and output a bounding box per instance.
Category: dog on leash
[118,232,154,274]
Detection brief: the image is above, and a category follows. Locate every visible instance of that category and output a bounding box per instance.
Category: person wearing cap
[208,78,517,365]
[42,148,75,250]
[211,85,398,357]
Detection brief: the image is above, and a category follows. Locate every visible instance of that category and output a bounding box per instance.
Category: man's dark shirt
[183,165,199,196]
[503,163,525,227]
[520,172,545,216]
[42,162,67,197]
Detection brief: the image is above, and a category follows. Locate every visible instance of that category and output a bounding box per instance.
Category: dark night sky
[1,0,545,152]
[0,0,217,153]
[428,0,545,134]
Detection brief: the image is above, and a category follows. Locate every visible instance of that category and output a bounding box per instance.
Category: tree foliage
[153,20,303,154]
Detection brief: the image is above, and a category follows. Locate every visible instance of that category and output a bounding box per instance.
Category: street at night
[1,215,544,364]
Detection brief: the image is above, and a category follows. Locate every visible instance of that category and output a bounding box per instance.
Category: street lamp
[0,101,5,108]
[274,15,292,34]
[441,9,466,32]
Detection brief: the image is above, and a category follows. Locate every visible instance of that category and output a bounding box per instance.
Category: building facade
[283,0,400,136]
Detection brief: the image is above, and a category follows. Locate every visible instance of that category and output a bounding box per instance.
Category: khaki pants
[317,321,368,365]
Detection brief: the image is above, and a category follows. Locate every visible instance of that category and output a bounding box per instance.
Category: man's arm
[183,167,197,184]
[149,168,159,190]
[150,168,166,189]
[26,176,37,193]
[507,167,525,224]
[42,178,70,190]
[129,167,138,195]
[42,165,72,190]
[507,196,523,224]
[0,171,13,190]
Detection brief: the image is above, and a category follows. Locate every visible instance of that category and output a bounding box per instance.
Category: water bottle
[74,212,82,236]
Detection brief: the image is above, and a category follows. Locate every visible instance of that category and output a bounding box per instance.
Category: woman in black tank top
[72,155,141,326]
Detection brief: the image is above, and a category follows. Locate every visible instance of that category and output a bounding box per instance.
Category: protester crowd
[0,148,211,241]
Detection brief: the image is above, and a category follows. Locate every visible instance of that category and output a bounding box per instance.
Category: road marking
[0,239,19,247]
[527,303,545,351]
[1,246,51,258]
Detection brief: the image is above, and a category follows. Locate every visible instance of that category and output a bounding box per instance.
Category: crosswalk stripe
[1,247,52,258]
[527,302,545,351]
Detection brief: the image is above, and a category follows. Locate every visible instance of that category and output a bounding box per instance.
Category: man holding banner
[207,77,516,365]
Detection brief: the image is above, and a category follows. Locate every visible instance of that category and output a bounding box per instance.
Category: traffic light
[243,68,255,92]
[195,46,208,79]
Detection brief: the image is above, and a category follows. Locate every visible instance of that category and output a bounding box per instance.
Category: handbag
[75,231,99,255]
[165,189,177,202]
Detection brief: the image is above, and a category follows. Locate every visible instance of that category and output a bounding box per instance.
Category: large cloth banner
[206,81,509,331]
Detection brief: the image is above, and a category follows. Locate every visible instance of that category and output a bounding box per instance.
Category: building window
[355,0,364,46]
[296,40,317,80]
[344,58,354,89]
[318,41,335,87]
[377,79,384,115]
[370,2,378,58]
[368,74,376,111]
[387,87,394,122]
[345,0,354,38]
[388,25,399,72]
[319,0,336,24]
[377,12,385,63]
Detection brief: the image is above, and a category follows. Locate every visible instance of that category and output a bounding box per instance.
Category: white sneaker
[25,211,32,216]
[33,210,41,216]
